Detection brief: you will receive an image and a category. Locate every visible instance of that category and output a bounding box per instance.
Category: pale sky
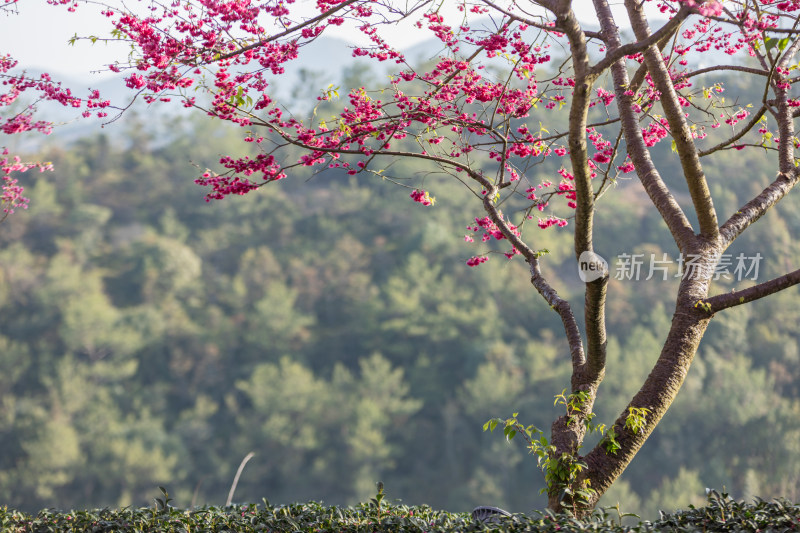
[0,1,657,80]
[3,0,444,79]
[1,2,125,79]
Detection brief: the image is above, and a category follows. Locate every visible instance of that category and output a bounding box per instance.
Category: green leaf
[765,37,779,52]
[763,37,790,54]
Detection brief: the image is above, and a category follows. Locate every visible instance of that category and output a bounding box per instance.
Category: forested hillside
[1,68,799,520]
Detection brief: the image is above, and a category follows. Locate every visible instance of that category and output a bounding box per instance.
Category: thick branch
[676,64,769,82]
[628,28,675,95]
[774,87,796,174]
[767,17,799,173]
[557,6,596,259]
[584,270,715,505]
[626,0,719,240]
[583,276,607,382]
[702,269,800,314]
[719,170,798,247]
[557,1,607,385]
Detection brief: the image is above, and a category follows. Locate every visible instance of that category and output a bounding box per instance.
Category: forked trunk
[548,274,714,517]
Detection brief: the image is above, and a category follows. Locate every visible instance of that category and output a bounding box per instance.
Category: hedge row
[2,490,799,532]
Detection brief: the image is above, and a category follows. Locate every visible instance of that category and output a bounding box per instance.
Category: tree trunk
[547,255,716,516]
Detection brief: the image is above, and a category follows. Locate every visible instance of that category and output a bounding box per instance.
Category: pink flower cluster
[642,118,671,147]
[557,181,577,209]
[1,151,53,214]
[463,213,523,265]
[79,0,798,247]
[410,189,434,206]
[538,216,568,229]
[724,109,750,126]
[679,0,723,17]
[467,214,521,243]
[0,48,109,217]
[593,88,615,107]
[618,161,636,173]
[0,56,110,135]
[466,256,489,267]
[194,172,261,201]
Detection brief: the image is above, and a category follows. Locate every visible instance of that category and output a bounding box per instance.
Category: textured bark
[583,267,715,506]
[543,4,610,514]
[557,3,608,384]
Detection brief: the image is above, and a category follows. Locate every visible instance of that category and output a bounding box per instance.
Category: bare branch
[698,105,768,157]
[675,64,770,82]
[529,259,587,371]
[719,170,799,247]
[701,268,800,314]
[478,0,564,33]
[478,184,587,370]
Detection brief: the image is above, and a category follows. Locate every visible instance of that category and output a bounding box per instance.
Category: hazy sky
[1,0,450,79]
[0,1,660,81]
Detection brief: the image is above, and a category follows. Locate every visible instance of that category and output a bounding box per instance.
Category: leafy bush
[2,489,799,532]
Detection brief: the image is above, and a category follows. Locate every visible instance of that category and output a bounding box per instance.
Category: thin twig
[226,452,255,506]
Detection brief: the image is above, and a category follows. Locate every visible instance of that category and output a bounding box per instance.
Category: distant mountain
[11,24,758,153]
[11,36,372,150]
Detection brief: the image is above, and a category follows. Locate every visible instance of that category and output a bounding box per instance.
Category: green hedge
[2,490,799,532]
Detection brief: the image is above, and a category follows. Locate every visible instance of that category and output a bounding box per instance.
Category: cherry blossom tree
[0,1,110,222]
[33,0,800,514]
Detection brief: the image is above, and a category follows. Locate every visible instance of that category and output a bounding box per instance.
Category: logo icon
[578,251,608,282]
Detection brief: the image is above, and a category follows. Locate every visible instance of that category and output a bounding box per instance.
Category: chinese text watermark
[577,252,763,282]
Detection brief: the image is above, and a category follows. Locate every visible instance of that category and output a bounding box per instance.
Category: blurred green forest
[2,66,800,521]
